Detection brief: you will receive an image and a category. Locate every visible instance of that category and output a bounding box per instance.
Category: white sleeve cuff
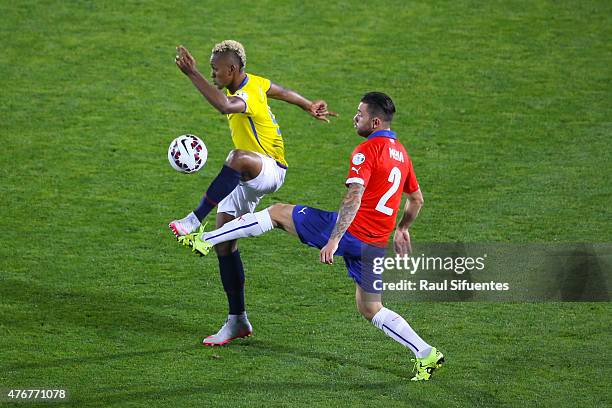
[346,177,364,185]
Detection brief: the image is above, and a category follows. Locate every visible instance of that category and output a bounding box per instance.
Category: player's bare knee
[267,203,282,225]
[358,305,377,322]
[267,203,293,229]
[357,301,382,321]
[225,149,249,169]
[225,149,262,178]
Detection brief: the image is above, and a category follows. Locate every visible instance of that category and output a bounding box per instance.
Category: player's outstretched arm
[267,83,337,123]
[320,183,365,264]
[175,45,245,115]
[393,189,424,256]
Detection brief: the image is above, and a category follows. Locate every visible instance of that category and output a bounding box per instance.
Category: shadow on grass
[68,381,425,407]
[234,339,503,407]
[3,345,198,371]
[4,336,503,407]
[0,278,201,334]
[2,278,503,406]
[237,338,408,378]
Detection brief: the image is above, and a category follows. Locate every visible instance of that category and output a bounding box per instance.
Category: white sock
[371,307,432,358]
[184,212,201,230]
[202,209,274,246]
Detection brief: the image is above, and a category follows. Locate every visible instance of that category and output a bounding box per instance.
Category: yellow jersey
[226,74,287,167]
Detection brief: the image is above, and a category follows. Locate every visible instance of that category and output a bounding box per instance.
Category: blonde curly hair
[210,40,246,69]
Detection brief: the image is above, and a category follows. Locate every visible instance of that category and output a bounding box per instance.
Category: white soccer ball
[167,134,207,173]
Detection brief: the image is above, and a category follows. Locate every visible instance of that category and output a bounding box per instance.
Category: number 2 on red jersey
[375,167,402,216]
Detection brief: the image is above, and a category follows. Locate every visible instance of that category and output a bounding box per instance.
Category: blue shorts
[292,205,386,293]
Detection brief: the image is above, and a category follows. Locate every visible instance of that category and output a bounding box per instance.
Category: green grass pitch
[1,1,610,407]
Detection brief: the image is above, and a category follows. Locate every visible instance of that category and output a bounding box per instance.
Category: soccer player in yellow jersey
[170,40,336,345]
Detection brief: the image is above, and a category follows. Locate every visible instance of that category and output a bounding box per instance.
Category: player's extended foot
[202,315,253,346]
[169,212,201,238]
[410,347,444,381]
[177,225,213,256]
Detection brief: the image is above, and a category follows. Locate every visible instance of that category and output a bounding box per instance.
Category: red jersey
[345,130,419,246]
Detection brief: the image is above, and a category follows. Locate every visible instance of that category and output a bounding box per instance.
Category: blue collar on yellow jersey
[236,74,249,90]
[368,130,396,140]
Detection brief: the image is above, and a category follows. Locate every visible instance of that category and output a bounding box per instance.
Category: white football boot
[202,314,253,346]
[169,212,201,238]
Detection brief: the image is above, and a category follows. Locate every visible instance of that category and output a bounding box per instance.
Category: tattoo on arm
[330,183,365,240]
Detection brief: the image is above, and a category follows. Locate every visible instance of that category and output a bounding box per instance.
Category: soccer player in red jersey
[181,92,444,381]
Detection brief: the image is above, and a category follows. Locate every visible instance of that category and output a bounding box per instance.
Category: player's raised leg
[169,149,263,238]
[180,204,298,255]
[355,285,444,381]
